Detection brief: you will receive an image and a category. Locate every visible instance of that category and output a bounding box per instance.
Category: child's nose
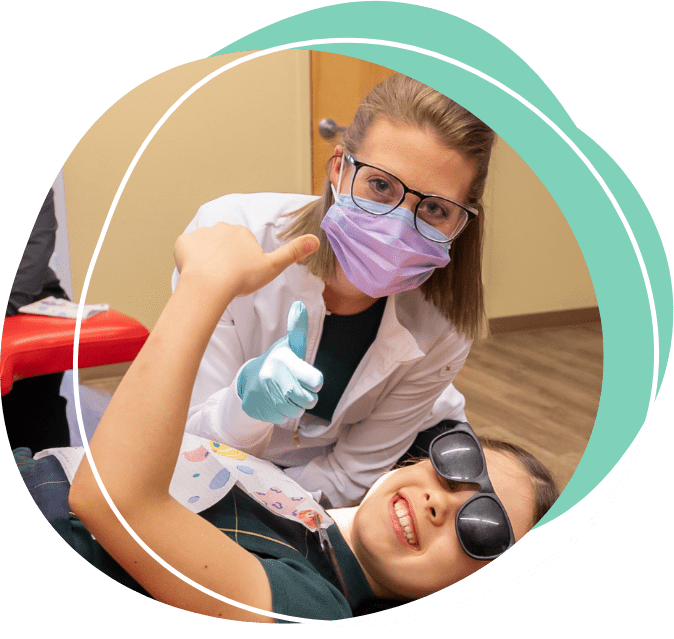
[426,485,479,527]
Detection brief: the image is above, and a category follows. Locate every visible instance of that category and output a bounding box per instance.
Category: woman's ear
[329,147,345,193]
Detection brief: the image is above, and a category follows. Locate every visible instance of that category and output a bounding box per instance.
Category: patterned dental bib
[38,434,333,533]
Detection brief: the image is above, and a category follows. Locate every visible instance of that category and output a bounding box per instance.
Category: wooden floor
[84,322,603,494]
[453,322,603,492]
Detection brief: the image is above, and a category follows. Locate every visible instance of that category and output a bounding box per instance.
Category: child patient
[14,224,558,622]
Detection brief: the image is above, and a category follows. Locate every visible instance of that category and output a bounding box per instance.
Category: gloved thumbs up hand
[237,301,323,424]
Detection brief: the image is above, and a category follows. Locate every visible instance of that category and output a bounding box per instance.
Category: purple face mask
[320,192,451,298]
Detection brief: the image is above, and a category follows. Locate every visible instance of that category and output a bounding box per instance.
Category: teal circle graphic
[214,2,672,527]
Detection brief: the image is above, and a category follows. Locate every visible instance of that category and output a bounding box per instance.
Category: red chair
[1,311,149,396]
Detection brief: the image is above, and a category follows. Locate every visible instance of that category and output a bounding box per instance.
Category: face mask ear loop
[330,154,346,201]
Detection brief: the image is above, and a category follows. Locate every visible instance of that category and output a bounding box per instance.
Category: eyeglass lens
[352,164,468,240]
[431,432,485,481]
[458,497,512,558]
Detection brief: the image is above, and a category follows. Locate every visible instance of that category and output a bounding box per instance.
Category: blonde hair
[279,74,495,339]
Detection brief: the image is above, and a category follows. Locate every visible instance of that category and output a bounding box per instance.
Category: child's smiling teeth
[395,499,418,546]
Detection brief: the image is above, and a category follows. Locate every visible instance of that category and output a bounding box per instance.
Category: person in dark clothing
[5,189,69,317]
[3,188,71,451]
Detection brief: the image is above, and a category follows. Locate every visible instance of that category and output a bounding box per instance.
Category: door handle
[318,118,346,141]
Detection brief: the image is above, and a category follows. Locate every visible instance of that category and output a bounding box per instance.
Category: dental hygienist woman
[172,74,495,508]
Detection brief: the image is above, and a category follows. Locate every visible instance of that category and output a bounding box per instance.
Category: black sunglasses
[429,423,515,561]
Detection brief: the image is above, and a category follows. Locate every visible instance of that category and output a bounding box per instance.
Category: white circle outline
[70,38,660,624]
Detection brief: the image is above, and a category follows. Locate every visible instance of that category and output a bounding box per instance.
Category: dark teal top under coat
[307,296,387,422]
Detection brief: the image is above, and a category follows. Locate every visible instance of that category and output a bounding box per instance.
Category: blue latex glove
[237,301,323,424]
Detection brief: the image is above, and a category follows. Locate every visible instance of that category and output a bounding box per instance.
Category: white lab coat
[173,192,471,507]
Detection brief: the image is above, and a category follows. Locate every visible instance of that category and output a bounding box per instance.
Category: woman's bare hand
[174,223,319,298]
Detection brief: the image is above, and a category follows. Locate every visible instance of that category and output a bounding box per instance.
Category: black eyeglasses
[344,154,478,243]
[429,423,515,560]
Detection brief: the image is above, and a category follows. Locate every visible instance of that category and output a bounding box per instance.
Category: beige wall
[63,51,595,332]
[482,139,597,318]
[63,50,311,330]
